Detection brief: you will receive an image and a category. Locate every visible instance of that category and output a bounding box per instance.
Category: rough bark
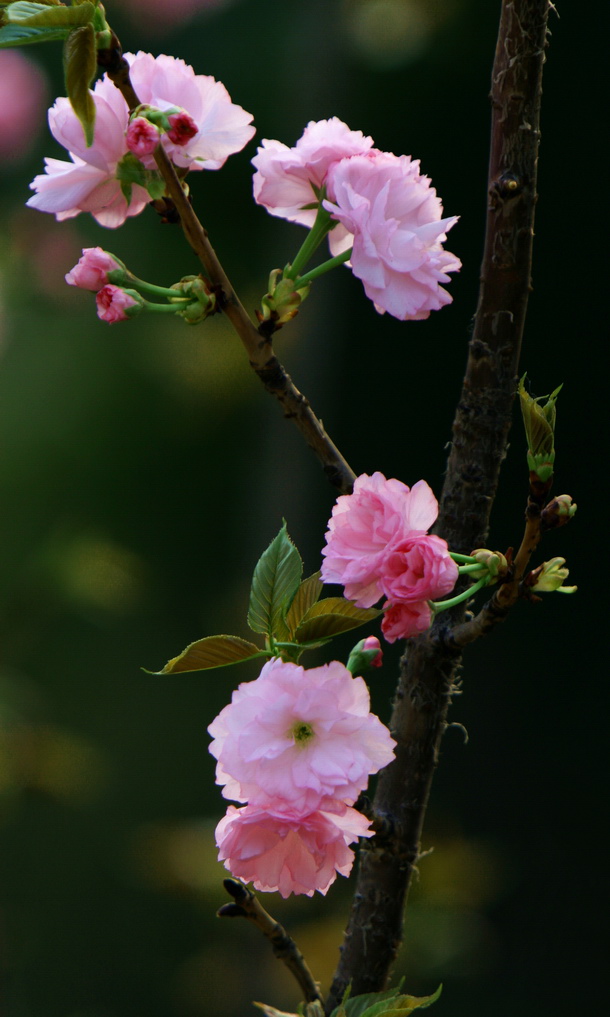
[327,1,552,1007]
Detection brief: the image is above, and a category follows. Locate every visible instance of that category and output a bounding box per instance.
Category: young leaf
[330,988,401,1017]
[357,985,442,1016]
[7,1,95,25]
[285,570,323,637]
[0,21,68,44]
[63,22,96,145]
[146,635,267,675]
[295,598,381,644]
[247,523,303,638]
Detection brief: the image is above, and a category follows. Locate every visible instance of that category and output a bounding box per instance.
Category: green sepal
[0,20,68,44]
[247,522,303,640]
[116,152,164,204]
[145,635,269,675]
[6,1,95,26]
[63,22,96,146]
[295,598,381,644]
[284,571,323,637]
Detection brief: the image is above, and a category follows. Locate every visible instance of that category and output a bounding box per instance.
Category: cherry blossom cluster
[208,657,396,897]
[252,118,461,321]
[321,472,459,641]
[28,52,255,228]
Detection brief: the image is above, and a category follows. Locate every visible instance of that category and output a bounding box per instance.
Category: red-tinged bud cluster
[167,111,198,146]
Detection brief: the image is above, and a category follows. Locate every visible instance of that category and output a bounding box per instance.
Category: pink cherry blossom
[65,247,124,291]
[126,116,161,158]
[323,150,461,320]
[252,118,374,231]
[27,81,151,228]
[380,534,458,604]
[95,285,142,323]
[321,472,439,608]
[381,601,432,643]
[27,53,254,227]
[215,803,372,897]
[127,52,254,171]
[208,657,396,812]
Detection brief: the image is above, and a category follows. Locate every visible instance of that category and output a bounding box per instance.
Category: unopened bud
[95,286,144,324]
[346,636,383,675]
[470,548,509,579]
[528,557,577,594]
[541,494,577,529]
[256,270,309,329]
[126,116,161,158]
[519,374,562,482]
[167,111,198,146]
[170,275,217,324]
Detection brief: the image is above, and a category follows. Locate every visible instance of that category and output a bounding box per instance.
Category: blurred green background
[0,1,606,1015]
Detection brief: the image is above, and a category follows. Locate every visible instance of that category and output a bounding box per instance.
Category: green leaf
[247,523,303,639]
[63,23,96,145]
[358,986,442,1016]
[7,1,95,25]
[285,571,323,637]
[0,21,68,44]
[295,598,381,644]
[331,988,402,1017]
[146,635,268,675]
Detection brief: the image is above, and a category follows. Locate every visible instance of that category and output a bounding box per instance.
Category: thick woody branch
[219,879,323,1005]
[98,37,356,495]
[326,1,551,1008]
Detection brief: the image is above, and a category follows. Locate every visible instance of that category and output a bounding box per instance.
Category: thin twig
[97,36,356,495]
[219,879,323,1005]
[326,1,552,1008]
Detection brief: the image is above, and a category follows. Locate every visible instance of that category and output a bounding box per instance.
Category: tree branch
[219,879,323,1006]
[97,37,356,495]
[326,0,552,1007]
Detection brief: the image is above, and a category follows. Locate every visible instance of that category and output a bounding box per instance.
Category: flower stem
[449,551,478,564]
[295,249,352,289]
[429,574,490,613]
[457,563,485,575]
[284,205,335,280]
[125,276,188,299]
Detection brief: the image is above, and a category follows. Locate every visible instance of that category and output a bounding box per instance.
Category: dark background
[0,1,606,1015]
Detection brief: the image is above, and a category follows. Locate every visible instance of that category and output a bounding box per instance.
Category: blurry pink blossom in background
[123,0,236,31]
[324,151,461,320]
[208,657,396,813]
[322,472,458,641]
[27,52,254,228]
[0,51,48,166]
[215,803,372,898]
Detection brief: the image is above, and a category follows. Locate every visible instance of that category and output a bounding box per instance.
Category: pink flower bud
[362,635,383,667]
[96,285,143,324]
[167,110,198,146]
[65,247,125,291]
[126,116,161,158]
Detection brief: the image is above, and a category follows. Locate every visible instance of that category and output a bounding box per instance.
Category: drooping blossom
[252,117,373,230]
[215,802,372,898]
[28,52,254,227]
[95,285,143,323]
[321,472,440,608]
[0,51,48,165]
[321,472,458,642]
[208,657,396,813]
[323,151,461,320]
[65,248,125,291]
[381,600,433,643]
